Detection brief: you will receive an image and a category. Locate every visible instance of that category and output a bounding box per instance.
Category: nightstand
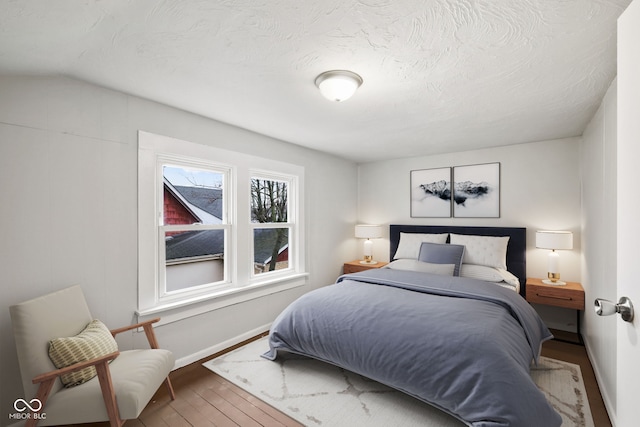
[343,260,388,274]
[526,278,585,345]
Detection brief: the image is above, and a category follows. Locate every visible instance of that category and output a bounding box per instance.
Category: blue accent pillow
[418,242,465,276]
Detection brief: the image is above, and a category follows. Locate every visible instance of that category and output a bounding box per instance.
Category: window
[161,163,229,297]
[250,174,295,277]
[138,131,306,320]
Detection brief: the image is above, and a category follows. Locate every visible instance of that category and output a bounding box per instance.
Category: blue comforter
[263,268,561,427]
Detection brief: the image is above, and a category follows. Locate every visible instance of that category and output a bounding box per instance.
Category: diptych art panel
[452,163,500,218]
[410,163,500,218]
[410,167,452,218]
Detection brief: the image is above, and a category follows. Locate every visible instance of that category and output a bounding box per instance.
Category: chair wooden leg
[95,361,124,427]
[164,377,176,400]
[25,378,55,427]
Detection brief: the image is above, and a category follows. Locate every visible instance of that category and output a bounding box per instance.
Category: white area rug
[203,337,593,427]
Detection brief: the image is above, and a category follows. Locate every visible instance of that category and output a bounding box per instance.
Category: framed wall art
[452,162,500,218]
[410,167,452,217]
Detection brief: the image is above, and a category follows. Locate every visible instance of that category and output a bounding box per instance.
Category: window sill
[136,272,309,326]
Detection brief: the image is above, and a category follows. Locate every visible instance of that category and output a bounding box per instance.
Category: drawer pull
[537,293,572,301]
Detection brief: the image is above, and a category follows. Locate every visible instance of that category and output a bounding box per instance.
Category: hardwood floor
[77,332,610,427]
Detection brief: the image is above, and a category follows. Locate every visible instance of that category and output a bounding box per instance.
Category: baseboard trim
[172,322,272,370]
[584,337,617,427]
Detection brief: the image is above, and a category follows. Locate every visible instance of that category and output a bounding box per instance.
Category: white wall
[580,78,617,421]
[358,138,583,329]
[0,75,358,424]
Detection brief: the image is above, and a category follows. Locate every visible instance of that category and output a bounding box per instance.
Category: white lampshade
[536,231,573,250]
[355,224,383,239]
[315,70,363,102]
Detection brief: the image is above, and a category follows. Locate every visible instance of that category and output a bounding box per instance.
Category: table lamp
[536,230,573,285]
[355,224,383,264]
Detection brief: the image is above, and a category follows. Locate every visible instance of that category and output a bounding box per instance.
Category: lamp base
[542,279,566,286]
[360,260,378,265]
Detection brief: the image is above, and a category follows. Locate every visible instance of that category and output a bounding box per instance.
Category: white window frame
[249,171,299,282]
[157,156,232,303]
[138,131,307,324]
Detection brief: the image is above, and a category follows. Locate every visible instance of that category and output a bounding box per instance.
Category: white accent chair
[10,285,176,426]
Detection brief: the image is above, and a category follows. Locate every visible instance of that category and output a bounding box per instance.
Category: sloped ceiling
[0,0,631,162]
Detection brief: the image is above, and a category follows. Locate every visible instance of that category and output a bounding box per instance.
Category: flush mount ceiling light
[315,70,363,102]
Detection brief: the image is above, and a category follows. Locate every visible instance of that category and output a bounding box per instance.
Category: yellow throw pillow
[48,319,118,387]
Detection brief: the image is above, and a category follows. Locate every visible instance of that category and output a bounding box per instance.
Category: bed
[263,225,560,427]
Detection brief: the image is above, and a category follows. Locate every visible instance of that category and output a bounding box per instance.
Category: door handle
[594,297,634,322]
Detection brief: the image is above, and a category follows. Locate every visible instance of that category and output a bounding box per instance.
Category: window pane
[253,228,289,274]
[165,229,225,292]
[250,178,288,223]
[163,165,223,225]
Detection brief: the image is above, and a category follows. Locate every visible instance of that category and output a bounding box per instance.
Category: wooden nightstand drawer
[526,278,585,310]
[343,260,388,274]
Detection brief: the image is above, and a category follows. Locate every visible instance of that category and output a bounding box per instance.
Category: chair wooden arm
[28,351,122,427]
[109,317,160,337]
[110,317,162,349]
[32,351,120,384]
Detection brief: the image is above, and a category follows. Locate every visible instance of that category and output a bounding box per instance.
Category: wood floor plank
[209,380,286,427]
[136,385,175,421]
[137,405,172,427]
[168,392,217,427]
[198,385,262,427]
[163,411,192,427]
[177,387,238,427]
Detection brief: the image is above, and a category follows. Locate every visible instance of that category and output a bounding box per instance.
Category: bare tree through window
[251,178,288,272]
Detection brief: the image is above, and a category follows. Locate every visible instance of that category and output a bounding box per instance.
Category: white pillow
[386,259,455,276]
[449,234,509,269]
[394,233,448,259]
[460,264,518,285]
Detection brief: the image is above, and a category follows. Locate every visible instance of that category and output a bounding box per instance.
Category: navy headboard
[389,225,527,297]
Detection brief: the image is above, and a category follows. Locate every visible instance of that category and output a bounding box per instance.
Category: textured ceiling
[0,0,631,162]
